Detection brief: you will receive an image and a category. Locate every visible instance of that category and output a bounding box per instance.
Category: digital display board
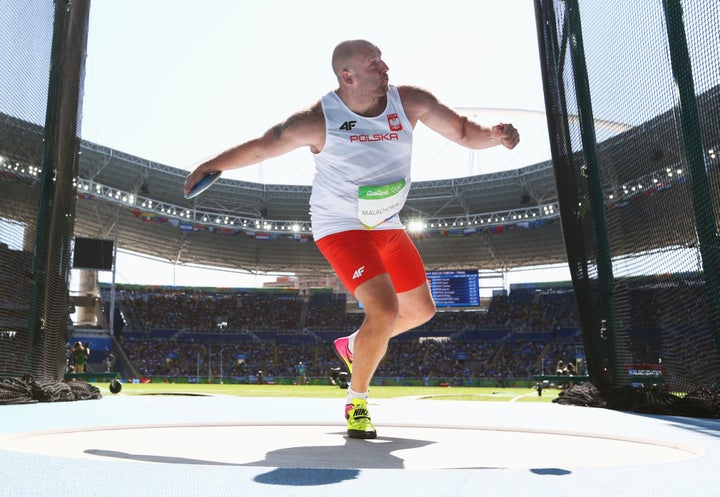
[357,269,480,309]
[73,237,114,271]
[427,269,480,307]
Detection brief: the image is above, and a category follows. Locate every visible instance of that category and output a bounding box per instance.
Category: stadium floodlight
[407,220,426,233]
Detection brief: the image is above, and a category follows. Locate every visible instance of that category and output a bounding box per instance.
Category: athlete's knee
[409,298,435,327]
[398,284,436,326]
[363,297,400,329]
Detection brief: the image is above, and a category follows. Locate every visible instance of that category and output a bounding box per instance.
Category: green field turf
[97,382,561,403]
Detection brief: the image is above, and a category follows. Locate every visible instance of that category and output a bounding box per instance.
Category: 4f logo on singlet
[339,121,357,130]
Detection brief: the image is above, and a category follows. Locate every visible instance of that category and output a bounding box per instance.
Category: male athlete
[185,39,519,439]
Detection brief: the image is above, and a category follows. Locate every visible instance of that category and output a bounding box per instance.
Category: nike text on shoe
[345,398,377,439]
[333,336,353,374]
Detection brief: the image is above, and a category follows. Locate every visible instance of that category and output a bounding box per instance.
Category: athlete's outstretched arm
[184,103,325,195]
[399,85,519,151]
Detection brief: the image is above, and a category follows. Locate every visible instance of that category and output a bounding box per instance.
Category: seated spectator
[556,360,567,375]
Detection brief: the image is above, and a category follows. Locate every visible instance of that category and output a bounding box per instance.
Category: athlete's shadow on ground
[249,433,435,486]
[86,433,435,486]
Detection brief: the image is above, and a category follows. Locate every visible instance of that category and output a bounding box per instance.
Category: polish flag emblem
[387,113,402,131]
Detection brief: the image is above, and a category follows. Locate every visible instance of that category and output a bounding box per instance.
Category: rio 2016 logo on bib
[357,178,409,229]
[387,113,402,132]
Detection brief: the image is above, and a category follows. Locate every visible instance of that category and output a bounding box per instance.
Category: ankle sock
[346,388,368,405]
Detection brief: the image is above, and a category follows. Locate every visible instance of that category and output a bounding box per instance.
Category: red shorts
[315,229,426,295]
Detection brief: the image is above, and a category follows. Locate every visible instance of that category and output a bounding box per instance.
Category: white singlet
[310,85,413,240]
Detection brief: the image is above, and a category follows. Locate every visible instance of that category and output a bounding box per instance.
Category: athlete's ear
[341,70,353,85]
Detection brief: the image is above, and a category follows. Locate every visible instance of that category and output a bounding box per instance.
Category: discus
[184,172,221,199]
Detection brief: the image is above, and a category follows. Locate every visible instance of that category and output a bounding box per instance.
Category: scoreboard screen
[357,269,479,309]
[427,269,480,307]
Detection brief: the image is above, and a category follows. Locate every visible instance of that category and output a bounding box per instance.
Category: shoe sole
[347,428,377,439]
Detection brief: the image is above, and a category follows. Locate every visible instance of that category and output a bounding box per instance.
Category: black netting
[0,376,101,405]
[0,1,54,379]
[555,383,720,418]
[0,0,91,387]
[535,0,720,407]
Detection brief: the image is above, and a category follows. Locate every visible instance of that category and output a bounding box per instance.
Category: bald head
[331,40,379,79]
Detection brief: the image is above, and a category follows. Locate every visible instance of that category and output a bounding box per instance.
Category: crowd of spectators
[100,279,700,382]
[108,284,580,336]
[0,245,33,377]
[0,247,711,385]
[110,284,587,381]
[119,332,586,382]
[119,287,305,333]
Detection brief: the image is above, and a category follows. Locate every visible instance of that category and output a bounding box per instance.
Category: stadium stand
[91,279,670,388]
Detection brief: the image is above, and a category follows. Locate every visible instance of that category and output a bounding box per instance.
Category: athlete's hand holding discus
[183,170,221,199]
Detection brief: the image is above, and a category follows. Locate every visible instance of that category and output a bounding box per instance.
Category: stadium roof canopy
[1,85,718,276]
[69,139,564,275]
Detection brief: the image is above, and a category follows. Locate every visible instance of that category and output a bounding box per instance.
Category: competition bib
[357,178,409,229]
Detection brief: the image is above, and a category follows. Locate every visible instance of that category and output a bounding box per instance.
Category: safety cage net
[534,0,720,416]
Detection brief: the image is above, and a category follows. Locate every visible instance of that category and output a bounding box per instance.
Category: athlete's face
[351,45,389,96]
